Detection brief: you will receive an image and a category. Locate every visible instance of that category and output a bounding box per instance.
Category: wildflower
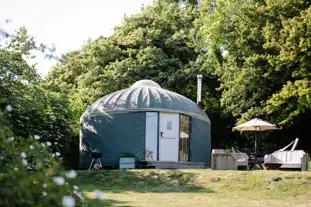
[6,105,12,112]
[22,159,28,166]
[20,152,27,158]
[76,192,84,200]
[62,195,75,207]
[93,190,105,200]
[34,135,40,140]
[65,170,77,179]
[53,176,65,185]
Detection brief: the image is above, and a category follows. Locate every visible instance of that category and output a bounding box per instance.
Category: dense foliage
[0,124,85,207]
[195,0,311,151]
[0,27,92,206]
[0,28,78,168]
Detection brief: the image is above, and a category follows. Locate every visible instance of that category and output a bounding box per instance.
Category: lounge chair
[264,138,308,171]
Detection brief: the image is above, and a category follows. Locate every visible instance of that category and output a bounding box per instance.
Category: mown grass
[76,169,311,207]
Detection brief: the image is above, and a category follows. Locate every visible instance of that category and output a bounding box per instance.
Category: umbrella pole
[255,131,257,154]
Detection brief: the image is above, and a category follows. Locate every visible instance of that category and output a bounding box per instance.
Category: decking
[140,161,206,169]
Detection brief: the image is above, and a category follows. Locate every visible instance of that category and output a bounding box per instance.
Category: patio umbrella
[232,118,278,153]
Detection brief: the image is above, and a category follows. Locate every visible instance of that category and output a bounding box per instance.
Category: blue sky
[0,0,153,77]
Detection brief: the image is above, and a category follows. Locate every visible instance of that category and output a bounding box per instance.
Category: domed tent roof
[81,80,210,123]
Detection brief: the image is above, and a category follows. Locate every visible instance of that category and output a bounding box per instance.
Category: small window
[167,121,172,130]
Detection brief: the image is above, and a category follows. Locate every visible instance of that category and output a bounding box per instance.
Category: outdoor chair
[211,149,249,170]
[264,138,308,171]
[264,150,308,171]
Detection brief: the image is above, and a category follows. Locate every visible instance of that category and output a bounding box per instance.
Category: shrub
[120,152,136,158]
[0,110,86,207]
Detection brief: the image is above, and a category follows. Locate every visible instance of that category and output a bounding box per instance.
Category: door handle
[160,131,164,137]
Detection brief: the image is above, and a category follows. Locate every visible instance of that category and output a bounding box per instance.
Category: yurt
[79,79,211,169]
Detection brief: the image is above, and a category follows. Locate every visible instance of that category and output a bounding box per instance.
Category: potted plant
[119,152,137,169]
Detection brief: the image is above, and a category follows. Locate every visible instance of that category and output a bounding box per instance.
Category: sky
[0,0,154,77]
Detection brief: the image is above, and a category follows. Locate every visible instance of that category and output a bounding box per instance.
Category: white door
[159,113,179,161]
[145,112,158,161]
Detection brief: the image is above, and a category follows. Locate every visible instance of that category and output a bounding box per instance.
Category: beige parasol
[233,118,278,153]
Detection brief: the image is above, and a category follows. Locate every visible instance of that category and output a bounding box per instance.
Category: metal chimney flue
[197,74,203,104]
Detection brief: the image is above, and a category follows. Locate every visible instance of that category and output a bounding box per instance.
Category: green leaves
[196,0,311,126]
[266,80,311,125]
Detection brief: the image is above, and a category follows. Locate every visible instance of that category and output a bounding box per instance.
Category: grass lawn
[76,169,311,207]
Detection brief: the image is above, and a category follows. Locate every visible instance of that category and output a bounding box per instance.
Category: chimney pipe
[197,74,203,104]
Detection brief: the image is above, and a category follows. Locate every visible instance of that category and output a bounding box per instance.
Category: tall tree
[0,27,77,167]
[196,0,311,151]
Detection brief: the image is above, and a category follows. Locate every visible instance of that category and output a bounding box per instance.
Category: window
[179,115,190,162]
[167,121,172,130]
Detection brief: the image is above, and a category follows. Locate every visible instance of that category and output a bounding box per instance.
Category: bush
[0,111,87,207]
[120,152,136,158]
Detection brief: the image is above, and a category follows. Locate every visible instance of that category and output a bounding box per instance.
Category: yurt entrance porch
[143,112,205,169]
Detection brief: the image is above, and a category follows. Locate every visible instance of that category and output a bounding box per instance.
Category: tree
[0,27,77,168]
[196,0,311,151]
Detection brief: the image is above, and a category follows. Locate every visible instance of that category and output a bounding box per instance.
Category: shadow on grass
[86,198,134,207]
[77,169,215,193]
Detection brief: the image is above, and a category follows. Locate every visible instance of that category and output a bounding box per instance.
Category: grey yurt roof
[81,80,210,123]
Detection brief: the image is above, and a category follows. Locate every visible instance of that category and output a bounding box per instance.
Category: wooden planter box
[119,157,137,169]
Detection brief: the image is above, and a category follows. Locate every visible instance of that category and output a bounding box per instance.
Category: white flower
[93,190,105,200]
[14,168,18,171]
[22,159,28,166]
[8,137,14,142]
[53,176,65,185]
[76,192,84,200]
[34,135,40,140]
[73,185,79,190]
[20,152,27,158]
[65,170,77,179]
[54,142,58,145]
[41,143,46,147]
[42,192,47,196]
[46,141,52,146]
[29,145,35,150]
[52,154,55,158]
[43,183,47,188]
[62,195,75,207]
[6,105,12,112]
[55,152,61,157]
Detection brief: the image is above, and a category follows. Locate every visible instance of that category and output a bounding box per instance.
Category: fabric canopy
[233,118,278,132]
[233,118,278,153]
